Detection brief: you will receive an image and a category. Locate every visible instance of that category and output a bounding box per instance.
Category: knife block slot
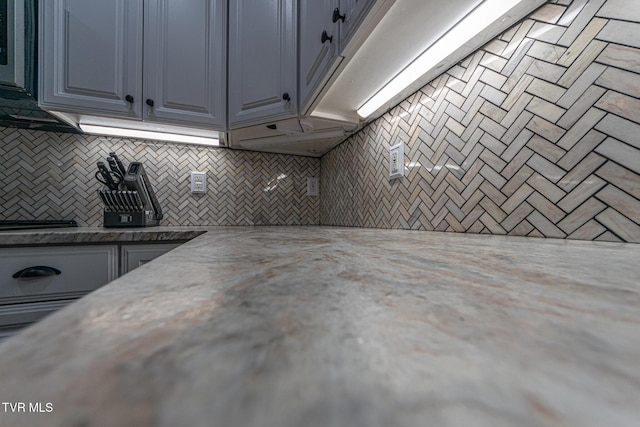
[98,189,160,228]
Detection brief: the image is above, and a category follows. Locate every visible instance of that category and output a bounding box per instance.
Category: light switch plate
[307,177,319,197]
[190,171,207,193]
[389,143,404,179]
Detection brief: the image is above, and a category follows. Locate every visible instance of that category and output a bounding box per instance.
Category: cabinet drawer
[0,245,118,303]
[120,243,182,275]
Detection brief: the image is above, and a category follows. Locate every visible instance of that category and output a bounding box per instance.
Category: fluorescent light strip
[357,0,521,118]
[80,124,220,146]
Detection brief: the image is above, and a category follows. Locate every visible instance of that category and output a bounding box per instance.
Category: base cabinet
[0,241,182,341]
[120,243,182,275]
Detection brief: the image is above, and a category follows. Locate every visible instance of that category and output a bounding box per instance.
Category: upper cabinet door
[299,0,341,113]
[143,0,226,129]
[228,0,297,129]
[39,0,143,118]
[338,0,376,49]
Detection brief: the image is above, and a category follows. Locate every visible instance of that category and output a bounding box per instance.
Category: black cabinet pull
[125,95,134,103]
[321,30,333,44]
[332,8,345,23]
[13,266,62,279]
[146,99,155,107]
[282,92,291,102]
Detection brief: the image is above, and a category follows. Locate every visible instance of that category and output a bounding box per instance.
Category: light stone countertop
[0,226,638,427]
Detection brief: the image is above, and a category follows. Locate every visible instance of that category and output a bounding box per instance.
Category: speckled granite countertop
[0,226,638,427]
[0,226,207,246]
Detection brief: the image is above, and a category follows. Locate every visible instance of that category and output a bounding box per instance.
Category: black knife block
[98,189,160,228]
[103,210,159,228]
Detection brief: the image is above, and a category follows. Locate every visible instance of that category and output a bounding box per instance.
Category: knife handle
[109,152,128,177]
[97,162,117,190]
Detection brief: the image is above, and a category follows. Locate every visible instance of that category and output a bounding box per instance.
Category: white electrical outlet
[190,171,207,193]
[389,143,404,179]
[307,177,319,197]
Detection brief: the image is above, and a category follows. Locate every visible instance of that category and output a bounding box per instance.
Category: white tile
[595,114,640,150]
[526,210,566,238]
[557,85,606,129]
[526,116,565,143]
[526,59,566,84]
[527,153,566,183]
[557,18,607,67]
[557,108,607,150]
[596,208,640,242]
[558,0,606,47]
[595,137,640,174]
[596,67,640,100]
[558,0,589,26]
[531,4,566,24]
[557,40,607,88]
[595,161,640,200]
[597,20,640,49]
[526,97,566,123]
[595,90,640,124]
[596,43,640,75]
[597,0,640,21]
[528,22,565,44]
[558,175,607,212]
[557,63,606,109]
[596,185,640,224]
[527,40,567,63]
[526,134,566,163]
[558,197,607,234]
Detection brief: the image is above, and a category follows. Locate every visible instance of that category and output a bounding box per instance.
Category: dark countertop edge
[0,227,210,247]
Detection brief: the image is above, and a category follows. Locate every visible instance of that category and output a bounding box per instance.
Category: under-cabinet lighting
[80,124,221,147]
[357,0,522,118]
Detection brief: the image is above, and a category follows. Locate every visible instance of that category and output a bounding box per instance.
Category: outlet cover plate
[389,143,404,179]
[190,171,207,193]
[307,177,319,197]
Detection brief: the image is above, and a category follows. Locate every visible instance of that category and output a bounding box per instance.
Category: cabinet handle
[146,99,155,107]
[125,95,134,103]
[321,30,333,44]
[282,92,291,102]
[332,8,346,23]
[13,266,62,279]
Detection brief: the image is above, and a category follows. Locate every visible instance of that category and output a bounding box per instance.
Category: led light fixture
[79,124,221,146]
[357,0,522,118]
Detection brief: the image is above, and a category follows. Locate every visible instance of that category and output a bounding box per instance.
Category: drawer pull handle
[12,266,62,279]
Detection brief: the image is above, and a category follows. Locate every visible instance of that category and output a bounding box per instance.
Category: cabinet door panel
[299,0,340,112]
[339,0,376,49]
[39,0,143,118]
[228,0,297,128]
[144,0,226,128]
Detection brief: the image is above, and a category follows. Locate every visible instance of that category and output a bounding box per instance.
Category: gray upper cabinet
[39,0,144,118]
[228,0,297,129]
[144,0,226,128]
[298,0,375,113]
[40,0,225,129]
[337,0,376,49]
[298,0,341,113]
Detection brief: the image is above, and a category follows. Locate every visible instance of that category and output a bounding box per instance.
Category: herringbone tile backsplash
[321,0,640,243]
[0,129,320,226]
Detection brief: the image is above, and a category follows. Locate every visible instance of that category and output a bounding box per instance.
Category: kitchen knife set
[96,152,163,227]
